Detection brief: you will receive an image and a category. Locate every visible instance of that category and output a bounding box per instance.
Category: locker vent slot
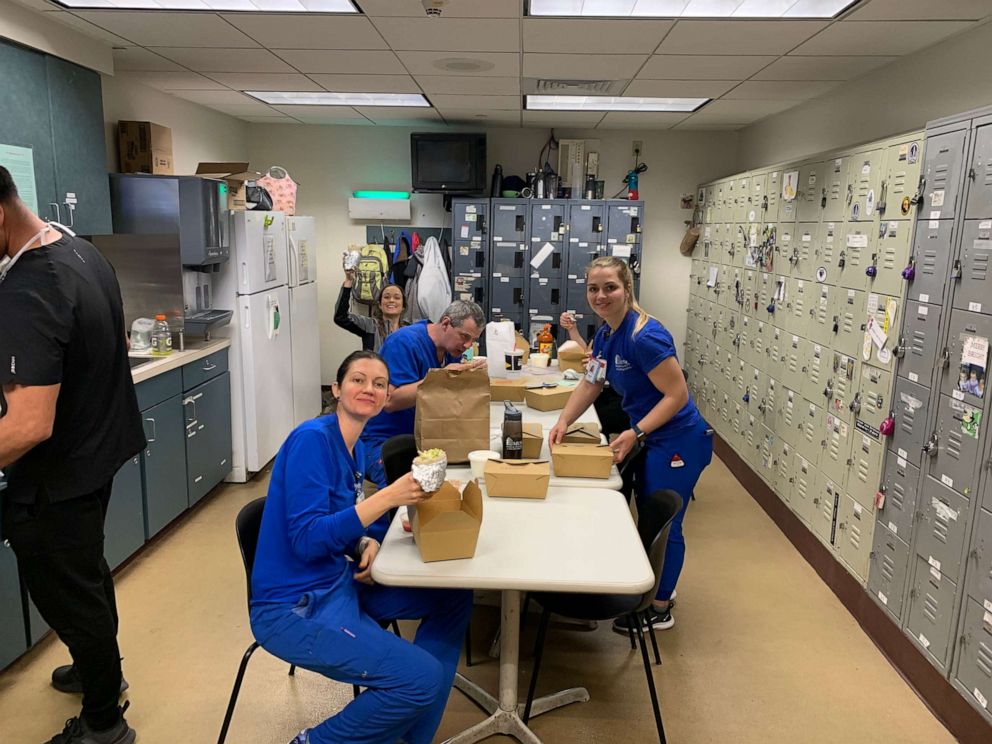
[856,458,870,484]
[968,251,989,280]
[891,484,906,510]
[947,431,963,460]
[923,593,939,623]
[849,522,863,551]
[933,514,950,544]
[911,331,928,356]
[977,642,992,676]
[900,409,917,435]
[881,553,896,582]
[922,251,939,275]
[933,163,950,190]
[891,171,908,195]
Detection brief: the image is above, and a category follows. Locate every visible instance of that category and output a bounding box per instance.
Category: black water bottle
[490,164,503,198]
[502,401,523,459]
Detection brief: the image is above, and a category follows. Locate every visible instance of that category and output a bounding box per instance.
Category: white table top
[372,487,653,595]
[489,397,598,430]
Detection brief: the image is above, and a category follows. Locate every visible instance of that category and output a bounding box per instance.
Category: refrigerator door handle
[288,236,298,286]
[241,262,249,289]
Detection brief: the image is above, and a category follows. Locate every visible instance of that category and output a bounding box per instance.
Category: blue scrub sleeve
[282,429,366,563]
[381,331,428,387]
[632,322,676,375]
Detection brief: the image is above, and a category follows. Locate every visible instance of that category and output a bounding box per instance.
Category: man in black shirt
[0,166,144,744]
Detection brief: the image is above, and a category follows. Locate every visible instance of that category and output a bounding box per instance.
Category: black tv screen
[411,133,486,194]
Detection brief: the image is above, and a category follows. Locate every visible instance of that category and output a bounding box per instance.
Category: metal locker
[878,455,921,545]
[797,161,826,223]
[782,334,807,393]
[749,172,768,224]
[823,155,852,222]
[838,224,874,292]
[739,314,755,368]
[898,300,943,386]
[909,219,955,305]
[732,356,748,400]
[796,399,825,467]
[528,277,562,317]
[775,386,800,449]
[824,351,860,427]
[778,197,798,228]
[490,278,525,325]
[834,288,867,359]
[847,149,884,224]
[856,363,893,436]
[765,325,786,375]
[954,220,992,315]
[928,394,984,499]
[742,413,762,470]
[731,223,748,269]
[940,309,992,406]
[778,167,800,223]
[452,270,486,306]
[774,439,795,503]
[837,493,875,582]
[917,475,970,584]
[491,239,528,279]
[490,199,528,242]
[689,259,704,298]
[758,424,776,485]
[745,365,768,420]
[733,175,750,224]
[564,276,589,323]
[809,284,837,348]
[730,401,747,454]
[784,278,812,340]
[815,221,844,285]
[701,224,715,264]
[801,342,828,403]
[883,137,924,221]
[954,597,992,719]
[703,185,715,223]
[862,292,901,373]
[869,220,913,298]
[776,226,795,278]
[964,507,992,608]
[967,123,992,219]
[565,240,602,279]
[868,524,911,621]
[918,129,968,222]
[741,269,758,317]
[720,346,737,394]
[792,224,818,281]
[905,554,957,669]
[751,322,769,373]
[606,201,643,247]
[453,200,488,242]
[812,471,842,547]
[717,265,733,308]
[724,179,737,224]
[766,170,782,218]
[821,413,853,490]
[890,377,931,466]
[529,234,564,282]
[529,200,567,243]
[567,200,607,244]
[849,431,885,510]
[715,182,729,223]
[793,453,817,525]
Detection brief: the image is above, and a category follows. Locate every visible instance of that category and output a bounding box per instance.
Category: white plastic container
[469,450,500,479]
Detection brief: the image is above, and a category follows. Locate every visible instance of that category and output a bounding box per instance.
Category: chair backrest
[235,497,267,608]
[381,434,418,485]
[635,489,684,612]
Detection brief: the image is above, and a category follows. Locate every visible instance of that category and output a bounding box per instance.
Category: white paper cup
[469,450,500,479]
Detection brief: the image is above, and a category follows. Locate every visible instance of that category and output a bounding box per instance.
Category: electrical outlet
[632,140,643,157]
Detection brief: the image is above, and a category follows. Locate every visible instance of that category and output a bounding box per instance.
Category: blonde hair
[585,256,654,337]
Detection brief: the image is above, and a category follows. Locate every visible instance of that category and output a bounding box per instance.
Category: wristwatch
[632,424,647,443]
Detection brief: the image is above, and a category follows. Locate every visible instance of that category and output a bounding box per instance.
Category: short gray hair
[441,300,486,329]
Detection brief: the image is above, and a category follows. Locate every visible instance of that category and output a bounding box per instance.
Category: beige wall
[738,19,992,170]
[0,0,112,74]
[247,124,739,384]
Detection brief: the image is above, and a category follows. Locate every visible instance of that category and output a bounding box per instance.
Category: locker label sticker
[958,335,988,399]
[530,242,555,270]
[969,302,983,313]
[918,293,929,303]
[908,372,919,382]
[961,407,981,440]
[846,233,869,249]
[465,205,476,213]
[928,555,941,571]
[897,448,908,459]
[930,210,941,220]
[975,688,988,710]
[929,566,942,581]
[941,474,954,489]
[985,598,992,613]
[908,142,919,164]
[877,590,888,606]
[917,305,929,317]
[918,633,930,649]
[460,225,470,238]
[466,213,477,223]
[930,190,945,208]
[888,521,898,535]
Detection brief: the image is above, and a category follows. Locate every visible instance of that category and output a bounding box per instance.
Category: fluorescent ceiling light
[246,91,431,107]
[52,0,359,11]
[353,191,410,199]
[527,0,857,18]
[526,95,708,112]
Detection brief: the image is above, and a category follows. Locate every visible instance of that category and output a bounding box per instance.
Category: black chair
[522,489,684,744]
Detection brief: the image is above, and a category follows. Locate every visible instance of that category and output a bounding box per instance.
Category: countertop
[129,339,231,384]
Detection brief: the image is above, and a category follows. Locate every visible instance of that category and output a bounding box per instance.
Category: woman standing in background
[335,253,408,352]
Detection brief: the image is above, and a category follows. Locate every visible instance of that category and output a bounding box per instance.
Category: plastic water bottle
[151,314,173,357]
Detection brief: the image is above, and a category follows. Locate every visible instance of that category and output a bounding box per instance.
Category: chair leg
[217,641,260,744]
[627,616,637,650]
[390,619,401,636]
[645,611,662,666]
[352,684,361,699]
[522,609,552,724]
[464,624,473,667]
[288,664,296,676]
[633,617,667,744]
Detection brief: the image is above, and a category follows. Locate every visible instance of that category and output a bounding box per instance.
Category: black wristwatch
[632,424,647,443]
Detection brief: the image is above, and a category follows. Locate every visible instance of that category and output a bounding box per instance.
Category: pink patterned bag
[256,166,298,215]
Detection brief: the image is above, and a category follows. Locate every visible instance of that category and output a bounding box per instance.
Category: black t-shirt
[0,232,145,504]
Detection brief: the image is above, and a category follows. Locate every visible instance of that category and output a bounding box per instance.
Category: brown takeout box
[490,377,530,403]
[118,121,173,175]
[551,443,614,479]
[522,423,543,459]
[561,422,602,445]
[524,385,573,412]
[412,480,483,562]
[484,459,550,499]
[557,342,587,374]
[195,162,254,210]
[515,332,531,363]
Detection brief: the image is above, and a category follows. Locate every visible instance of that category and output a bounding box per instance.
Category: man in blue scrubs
[360,300,486,495]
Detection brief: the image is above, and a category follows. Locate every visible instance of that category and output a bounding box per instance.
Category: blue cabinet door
[185,372,233,506]
[0,539,27,671]
[103,455,144,570]
[141,395,187,539]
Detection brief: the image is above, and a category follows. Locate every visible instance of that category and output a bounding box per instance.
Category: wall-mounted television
[411,132,487,194]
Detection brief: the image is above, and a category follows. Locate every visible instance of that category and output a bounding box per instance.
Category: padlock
[865,265,877,278]
[742,389,750,403]
[849,393,862,414]
[766,302,776,314]
[838,251,846,269]
[879,415,895,437]
[951,259,962,280]
[901,260,915,281]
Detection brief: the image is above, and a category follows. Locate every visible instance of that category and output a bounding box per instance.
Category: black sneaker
[611,606,675,635]
[52,665,128,695]
[46,704,136,744]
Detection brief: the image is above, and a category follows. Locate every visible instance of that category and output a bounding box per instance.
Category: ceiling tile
[206,101,284,116]
[274,50,405,74]
[522,110,606,127]
[427,94,520,110]
[171,90,260,105]
[523,53,647,79]
[657,20,827,55]
[847,0,992,21]
[793,21,974,56]
[112,47,183,72]
[371,17,519,52]
[438,109,521,125]
[752,54,898,80]
[722,79,841,99]
[306,74,420,93]
[355,107,444,125]
[117,71,226,91]
[688,98,799,123]
[45,11,134,46]
[152,48,295,73]
[75,11,258,48]
[673,119,744,131]
[241,116,301,124]
[597,111,689,129]
[220,14,386,50]
[414,75,520,95]
[522,18,674,54]
[397,51,520,76]
[638,55,776,80]
[273,105,368,123]
[357,0,520,17]
[623,79,737,98]
[205,73,323,91]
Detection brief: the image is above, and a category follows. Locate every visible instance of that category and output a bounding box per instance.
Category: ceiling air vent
[523,79,629,96]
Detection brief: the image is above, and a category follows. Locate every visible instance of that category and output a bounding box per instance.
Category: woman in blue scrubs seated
[549,256,713,633]
[250,350,474,744]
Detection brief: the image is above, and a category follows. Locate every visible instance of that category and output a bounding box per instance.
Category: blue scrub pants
[636,419,713,603]
[251,582,473,744]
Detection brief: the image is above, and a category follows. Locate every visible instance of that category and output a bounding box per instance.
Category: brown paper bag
[414,367,491,464]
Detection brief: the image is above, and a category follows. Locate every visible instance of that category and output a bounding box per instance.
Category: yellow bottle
[537,323,554,356]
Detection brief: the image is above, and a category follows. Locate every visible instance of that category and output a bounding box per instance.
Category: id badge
[585,355,606,384]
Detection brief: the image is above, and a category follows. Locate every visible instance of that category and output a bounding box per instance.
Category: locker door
[782,334,807,394]
[909,219,955,304]
[720,346,737,395]
[849,432,885,510]
[809,284,836,347]
[793,224,818,281]
[742,413,761,469]
[825,351,860,426]
[940,309,992,406]
[785,278,811,340]
[954,597,992,717]
[801,342,827,403]
[703,185,715,223]
[822,413,853,489]
[918,129,968,222]
[564,287,597,341]
[567,201,607,243]
[863,292,900,373]
[868,524,911,621]
[898,300,943,386]
[777,167,800,223]
[793,453,817,525]
[797,161,826,223]
[725,179,737,223]
[739,314,754,367]
[733,175,750,223]
[529,235,564,282]
[928,394,983,499]
[776,386,800,448]
[765,325,785,376]
[766,170,782,217]
[834,289,867,359]
[701,224,715,264]
[566,239,602,278]
[954,220,992,315]
[796,399,825,466]
[749,172,768,224]
[773,439,794,502]
[856,364,893,435]
[757,273,778,325]
[815,221,843,285]
[890,377,931,467]
[491,239,527,278]
[452,270,486,306]
[878,455,921,544]
[870,220,912,298]
[812,472,842,547]
[848,150,884,224]
[906,555,957,669]
[966,123,992,219]
[837,493,874,582]
[839,224,874,292]
[529,200,567,243]
[718,265,736,308]
[741,269,758,317]
[528,276,562,316]
[453,200,488,242]
[745,365,767,419]
[715,182,728,222]
[964,507,992,606]
[606,201,643,247]
[758,424,776,484]
[490,278,525,329]
[916,475,969,583]
[490,200,527,242]
[776,226,795,279]
[883,137,924,221]
[823,155,851,222]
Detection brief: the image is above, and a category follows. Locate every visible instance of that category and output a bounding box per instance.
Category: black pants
[2,483,123,730]
[594,386,641,503]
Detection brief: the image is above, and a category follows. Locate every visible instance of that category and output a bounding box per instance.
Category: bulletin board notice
[0,144,38,216]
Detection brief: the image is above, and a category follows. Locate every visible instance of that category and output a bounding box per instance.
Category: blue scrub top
[591,310,702,441]
[251,414,367,606]
[360,320,459,449]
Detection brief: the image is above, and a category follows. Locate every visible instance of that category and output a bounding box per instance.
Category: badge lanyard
[0,222,74,285]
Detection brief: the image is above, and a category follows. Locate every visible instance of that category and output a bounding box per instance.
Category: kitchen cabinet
[0,537,27,671]
[103,455,144,571]
[185,371,232,506]
[141,395,187,539]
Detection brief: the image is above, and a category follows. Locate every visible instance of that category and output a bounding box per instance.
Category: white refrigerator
[216,211,295,482]
[286,216,322,425]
